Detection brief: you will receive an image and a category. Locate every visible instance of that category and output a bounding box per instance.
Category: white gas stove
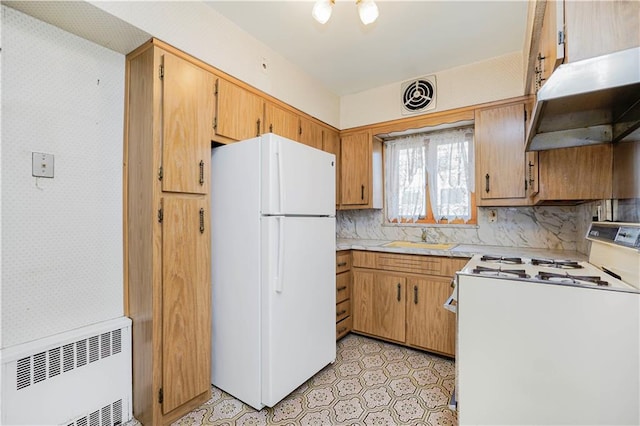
[454,222,640,425]
[459,252,637,292]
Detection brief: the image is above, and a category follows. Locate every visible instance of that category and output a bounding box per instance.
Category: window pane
[398,148,426,218]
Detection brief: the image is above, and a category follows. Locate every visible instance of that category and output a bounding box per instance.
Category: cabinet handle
[199,160,204,186]
[199,208,205,234]
[397,283,401,301]
[485,173,490,193]
[337,262,347,267]
[256,119,261,137]
[337,286,347,291]
[414,285,418,305]
[337,327,347,334]
[336,310,347,317]
[361,184,365,200]
[269,123,273,133]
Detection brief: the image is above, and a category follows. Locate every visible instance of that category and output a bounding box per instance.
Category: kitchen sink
[383,241,457,250]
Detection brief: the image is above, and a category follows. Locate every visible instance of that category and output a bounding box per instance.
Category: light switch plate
[32,152,54,178]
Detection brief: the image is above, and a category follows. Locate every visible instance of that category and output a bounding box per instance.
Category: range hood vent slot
[526,47,640,151]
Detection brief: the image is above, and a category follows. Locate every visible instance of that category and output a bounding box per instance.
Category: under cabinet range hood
[526,47,640,151]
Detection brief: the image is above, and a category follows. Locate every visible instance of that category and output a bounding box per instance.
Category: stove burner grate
[531,258,583,269]
[473,266,530,279]
[480,255,523,264]
[536,271,609,286]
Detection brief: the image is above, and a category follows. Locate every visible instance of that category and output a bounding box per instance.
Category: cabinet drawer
[336,316,352,340]
[352,250,377,268]
[336,271,351,304]
[336,300,350,323]
[336,251,351,274]
[441,257,470,277]
[377,253,441,275]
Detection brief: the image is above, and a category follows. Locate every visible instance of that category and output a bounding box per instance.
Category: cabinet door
[476,104,526,200]
[406,276,456,356]
[564,1,639,63]
[538,144,613,200]
[162,196,210,414]
[534,0,565,92]
[215,78,263,141]
[341,132,370,206]
[298,117,323,150]
[264,102,299,141]
[323,129,341,207]
[352,271,405,342]
[162,53,214,194]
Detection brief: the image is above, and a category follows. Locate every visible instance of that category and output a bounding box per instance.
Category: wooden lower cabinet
[335,251,353,339]
[353,271,406,342]
[406,276,456,355]
[351,251,465,357]
[161,197,211,414]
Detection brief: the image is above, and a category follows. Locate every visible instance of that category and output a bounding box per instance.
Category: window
[385,126,475,224]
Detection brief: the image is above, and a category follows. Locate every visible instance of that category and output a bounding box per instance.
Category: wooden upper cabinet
[161,196,211,414]
[613,141,640,199]
[264,102,298,141]
[298,116,324,150]
[534,0,565,92]
[341,131,371,206]
[406,276,456,357]
[475,103,527,202]
[214,78,264,142]
[564,1,639,63]
[162,53,214,194]
[536,144,613,201]
[323,129,341,206]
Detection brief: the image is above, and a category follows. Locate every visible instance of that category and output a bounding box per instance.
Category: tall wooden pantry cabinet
[124,39,213,425]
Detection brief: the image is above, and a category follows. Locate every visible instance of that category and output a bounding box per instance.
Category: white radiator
[1,317,133,426]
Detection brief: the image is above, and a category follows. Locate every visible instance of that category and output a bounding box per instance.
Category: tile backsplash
[337,206,591,253]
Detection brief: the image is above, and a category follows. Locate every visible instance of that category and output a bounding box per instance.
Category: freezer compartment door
[261,216,336,407]
[261,133,335,216]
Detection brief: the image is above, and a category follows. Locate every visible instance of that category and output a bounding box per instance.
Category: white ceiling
[205,1,529,96]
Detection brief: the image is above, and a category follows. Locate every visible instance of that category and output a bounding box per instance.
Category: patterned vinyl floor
[169,334,457,425]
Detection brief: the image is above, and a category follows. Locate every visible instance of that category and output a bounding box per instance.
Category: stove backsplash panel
[337,206,582,251]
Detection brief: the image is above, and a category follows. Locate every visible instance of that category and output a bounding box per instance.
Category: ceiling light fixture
[312,0,379,25]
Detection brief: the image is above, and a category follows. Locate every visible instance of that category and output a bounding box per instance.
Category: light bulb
[312,0,334,24]
[357,0,379,25]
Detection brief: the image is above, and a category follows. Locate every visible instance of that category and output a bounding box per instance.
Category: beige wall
[90,0,341,128]
[340,51,524,129]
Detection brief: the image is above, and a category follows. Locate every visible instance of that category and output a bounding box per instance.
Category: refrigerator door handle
[276,216,285,293]
[277,140,285,214]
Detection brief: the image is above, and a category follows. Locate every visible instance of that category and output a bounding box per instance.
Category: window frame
[384,129,477,225]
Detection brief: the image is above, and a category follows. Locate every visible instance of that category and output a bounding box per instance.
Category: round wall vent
[401,76,436,115]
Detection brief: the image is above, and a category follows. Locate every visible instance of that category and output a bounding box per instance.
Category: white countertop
[336,238,588,261]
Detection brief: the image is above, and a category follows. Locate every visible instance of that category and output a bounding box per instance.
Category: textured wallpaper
[2,6,124,348]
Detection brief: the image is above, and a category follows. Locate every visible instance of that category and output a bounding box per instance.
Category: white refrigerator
[211,133,336,410]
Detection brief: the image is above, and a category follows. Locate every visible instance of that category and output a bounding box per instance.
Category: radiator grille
[17,357,30,389]
[63,343,74,372]
[65,399,123,426]
[76,339,87,367]
[113,329,122,354]
[89,336,99,363]
[33,352,46,383]
[14,329,124,390]
[49,347,61,378]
